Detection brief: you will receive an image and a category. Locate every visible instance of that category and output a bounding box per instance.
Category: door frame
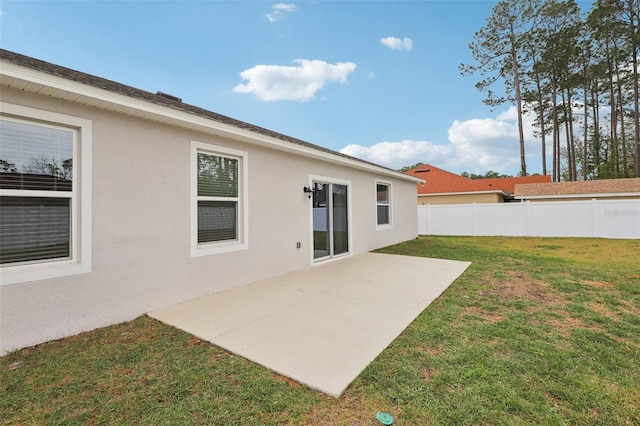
[308,175,353,264]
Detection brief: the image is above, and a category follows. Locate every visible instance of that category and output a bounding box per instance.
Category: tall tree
[524,59,549,176]
[460,0,539,177]
[534,0,582,181]
[587,0,638,177]
[464,0,637,180]
[614,0,640,176]
[577,30,593,180]
[521,14,552,176]
[559,1,582,181]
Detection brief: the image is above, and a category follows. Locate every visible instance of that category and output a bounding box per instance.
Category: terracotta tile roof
[0,49,399,175]
[405,164,503,195]
[404,164,551,196]
[514,177,640,198]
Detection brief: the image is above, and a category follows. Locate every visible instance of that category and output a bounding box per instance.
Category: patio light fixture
[303,186,313,199]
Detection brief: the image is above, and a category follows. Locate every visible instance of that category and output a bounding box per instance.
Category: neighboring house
[514,178,640,202]
[0,49,423,355]
[481,175,552,196]
[404,164,551,205]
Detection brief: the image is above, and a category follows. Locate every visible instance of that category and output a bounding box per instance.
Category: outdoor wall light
[303,186,313,199]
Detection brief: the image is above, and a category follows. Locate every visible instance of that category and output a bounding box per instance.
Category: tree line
[461,0,639,181]
[0,157,73,180]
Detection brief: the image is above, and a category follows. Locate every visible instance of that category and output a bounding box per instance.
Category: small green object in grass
[376,411,394,425]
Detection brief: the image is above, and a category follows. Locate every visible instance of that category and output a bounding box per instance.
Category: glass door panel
[332,184,349,256]
[312,182,330,259]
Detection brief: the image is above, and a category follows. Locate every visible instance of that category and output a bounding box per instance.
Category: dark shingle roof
[481,175,551,194]
[0,49,399,174]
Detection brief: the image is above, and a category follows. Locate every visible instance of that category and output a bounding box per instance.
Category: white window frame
[191,141,248,257]
[0,102,92,286]
[376,180,392,230]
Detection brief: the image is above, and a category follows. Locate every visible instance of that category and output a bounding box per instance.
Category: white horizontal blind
[196,152,239,243]
[0,118,74,264]
[0,197,70,263]
[376,183,390,225]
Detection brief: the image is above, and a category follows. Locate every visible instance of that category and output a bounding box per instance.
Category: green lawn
[2,237,639,425]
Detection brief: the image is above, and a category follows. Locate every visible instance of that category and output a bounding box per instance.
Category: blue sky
[1,1,591,176]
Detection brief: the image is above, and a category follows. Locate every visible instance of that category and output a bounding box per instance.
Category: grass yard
[2,236,639,425]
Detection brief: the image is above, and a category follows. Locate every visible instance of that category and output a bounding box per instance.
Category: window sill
[191,241,248,257]
[0,260,91,286]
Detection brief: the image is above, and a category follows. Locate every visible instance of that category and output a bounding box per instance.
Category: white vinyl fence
[418,199,640,239]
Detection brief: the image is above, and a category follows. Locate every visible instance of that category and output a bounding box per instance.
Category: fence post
[592,198,599,238]
[526,201,532,237]
[472,203,477,236]
[426,204,431,235]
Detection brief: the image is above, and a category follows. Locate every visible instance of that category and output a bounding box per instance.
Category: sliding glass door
[312,180,349,260]
[332,184,349,256]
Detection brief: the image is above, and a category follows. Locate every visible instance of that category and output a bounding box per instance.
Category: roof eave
[0,59,422,184]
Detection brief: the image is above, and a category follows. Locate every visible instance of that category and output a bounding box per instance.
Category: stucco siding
[0,87,417,354]
[417,192,502,205]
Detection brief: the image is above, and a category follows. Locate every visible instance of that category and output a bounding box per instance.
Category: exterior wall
[0,88,418,354]
[417,192,502,205]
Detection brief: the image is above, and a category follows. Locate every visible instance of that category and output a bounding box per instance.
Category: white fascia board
[1,61,422,184]
[515,192,640,200]
[419,190,508,197]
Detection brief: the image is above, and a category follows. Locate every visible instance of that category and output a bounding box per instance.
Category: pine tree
[460,0,540,177]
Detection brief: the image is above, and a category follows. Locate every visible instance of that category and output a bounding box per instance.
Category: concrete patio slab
[148,252,470,396]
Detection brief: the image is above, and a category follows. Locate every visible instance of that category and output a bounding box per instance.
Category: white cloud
[233,59,357,102]
[448,118,515,146]
[496,107,517,121]
[341,140,453,171]
[446,106,540,172]
[380,37,413,51]
[340,107,543,175]
[267,3,297,22]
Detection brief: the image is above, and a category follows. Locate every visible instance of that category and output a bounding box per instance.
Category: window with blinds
[196,152,239,243]
[376,182,391,226]
[0,118,74,265]
[191,141,247,257]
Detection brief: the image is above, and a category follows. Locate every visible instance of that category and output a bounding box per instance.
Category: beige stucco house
[404,164,551,205]
[0,50,423,355]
